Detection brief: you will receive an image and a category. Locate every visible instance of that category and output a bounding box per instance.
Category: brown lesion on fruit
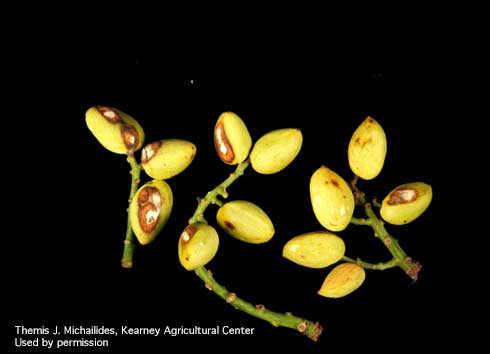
[214,121,235,163]
[330,178,340,188]
[181,225,197,245]
[96,106,121,123]
[137,186,162,233]
[121,124,139,151]
[387,188,418,205]
[138,204,160,233]
[141,141,162,163]
[354,135,372,147]
[224,221,235,230]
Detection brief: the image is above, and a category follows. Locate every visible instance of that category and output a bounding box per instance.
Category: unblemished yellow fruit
[318,263,366,298]
[216,200,274,244]
[250,128,303,174]
[282,232,345,268]
[86,106,145,154]
[310,166,355,232]
[214,112,252,165]
[129,180,173,245]
[348,116,387,180]
[178,223,220,271]
[141,139,196,180]
[380,182,432,225]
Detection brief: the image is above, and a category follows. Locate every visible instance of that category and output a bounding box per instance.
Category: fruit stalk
[187,159,322,341]
[194,266,323,341]
[121,153,142,268]
[188,159,250,225]
[350,178,421,280]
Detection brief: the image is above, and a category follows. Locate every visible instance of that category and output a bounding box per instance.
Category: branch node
[255,304,266,312]
[297,320,308,333]
[225,292,237,304]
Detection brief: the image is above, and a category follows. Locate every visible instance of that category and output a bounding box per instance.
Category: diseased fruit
[310,166,354,232]
[178,223,220,270]
[214,112,252,165]
[318,263,365,298]
[348,116,387,180]
[282,232,345,268]
[250,128,302,174]
[380,182,432,225]
[141,139,196,180]
[86,106,145,154]
[216,200,274,244]
[129,180,173,245]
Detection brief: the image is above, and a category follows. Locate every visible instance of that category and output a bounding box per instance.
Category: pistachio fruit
[282,232,345,268]
[214,112,252,164]
[310,166,354,232]
[86,106,145,154]
[129,180,173,245]
[216,200,274,244]
[348,116,387,180]
[249,128,303,174]
[318,263,366,298]
[178,223,220,271]
[380,182,432,225]
[141,139,196,180]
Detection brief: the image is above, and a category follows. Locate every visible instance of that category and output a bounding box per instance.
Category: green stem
[195,267,322,341]
[363,203,421,280]
[188,159,250,225]
[121,154,141,268]
[342,256,398,270]
[350,179,421,280]
[187,159,322,341]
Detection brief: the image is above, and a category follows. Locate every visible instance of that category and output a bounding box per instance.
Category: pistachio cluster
[178,111,302,270]
[283,117,432,298]
[86,106,196,267]
[85,107,431,341]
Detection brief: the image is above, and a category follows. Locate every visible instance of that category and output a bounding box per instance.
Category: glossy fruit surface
[318,263,366,298]
[310,166,354,231]
[216,200,274,244]
[178,223,220,271]
[250,128,302,174]
[283,232,345,268]
[348,116,387,180]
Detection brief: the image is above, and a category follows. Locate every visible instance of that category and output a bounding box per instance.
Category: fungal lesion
[224,220,235,230]
[141,141,162,163]
[121,124,139,151]
[96,106,121,123]
[137,187,162,232]
[181,225,197,245]
[214,122,235,163]
[387,188,418,205]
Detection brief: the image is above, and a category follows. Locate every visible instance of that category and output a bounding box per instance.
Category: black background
[7,57,459,353]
